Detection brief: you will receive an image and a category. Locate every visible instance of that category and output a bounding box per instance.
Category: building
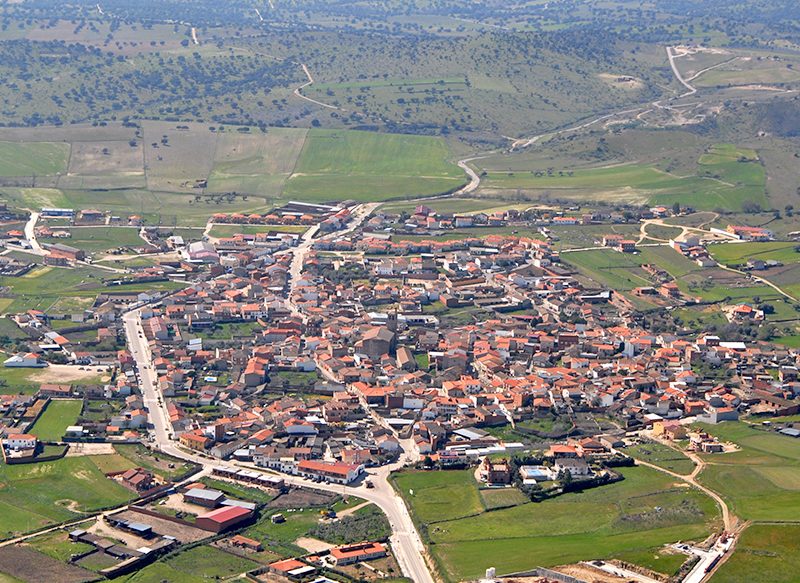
[297,460,363,484]
[184,487,225,508]
[3,353,46,368]
[479,457,512,484]
[329,542,387,566]
[195,505,254,533]
[4,433,37,450]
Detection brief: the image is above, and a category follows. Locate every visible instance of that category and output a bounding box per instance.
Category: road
[666,46,698,96]
[23,211,44,255]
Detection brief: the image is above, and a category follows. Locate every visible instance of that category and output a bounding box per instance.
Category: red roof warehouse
[195,505,253,533]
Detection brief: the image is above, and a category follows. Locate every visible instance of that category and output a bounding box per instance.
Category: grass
[627,442,696,475]
[165,545,260,579]
[120,562,205,583]
[398,466,719,582]
[0,366,44,395]
[57,227,144,254]
[26,530,93,562]
[0,456,133,539]
[709,241,800,266]
[0,141,69,177]
[711,524,800,583]
[0,263,183,315]
[479,143,767,211]
[478,487,530,510]
[30,399,82,441]
[695,422,800,521]
[393,469,484,524]
[284,129,464,202]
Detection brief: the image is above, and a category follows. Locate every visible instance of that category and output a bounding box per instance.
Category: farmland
[30,399,82,441]
[0,456,133,539]
[477,144,767,211]
[0,124,464,220]
[695,422,800,521]
[393,466,718,581]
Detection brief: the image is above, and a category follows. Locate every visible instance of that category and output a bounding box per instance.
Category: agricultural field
[0,124,465,220]
[207,224,309,239]
[89,444,197,481]
[708,241,800,266]
[395,466,718,582]
[0,141,69,177]
[0,456,133,539]
[283,129,465,202]
[695,422,800,521]
[477,143,767,211]
[30,399,82,442]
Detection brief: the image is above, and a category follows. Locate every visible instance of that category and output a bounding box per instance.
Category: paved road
[23,211,44,255]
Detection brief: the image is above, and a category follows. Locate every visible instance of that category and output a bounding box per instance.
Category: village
[0,198,796,583]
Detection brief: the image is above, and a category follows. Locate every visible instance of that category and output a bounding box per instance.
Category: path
[294,64,343,111]
[190,27,199,46]
[666,46,698,96]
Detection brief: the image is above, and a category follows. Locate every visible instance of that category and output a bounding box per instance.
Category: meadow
[0,124,465,222]
[30,399,82,441]
[393,466,718,581]
[0,456,133,539]
[695,422,800,521]
[478,144,767,211]
[708,241,800,266]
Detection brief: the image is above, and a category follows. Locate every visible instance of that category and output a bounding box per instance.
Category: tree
[672,202,681,214]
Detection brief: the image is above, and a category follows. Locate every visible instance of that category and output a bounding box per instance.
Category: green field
[0,264,184,315]
[0,141,69,177]
[30,399,82,441]
[695,422,800,521]
[711,524,800,583]
[478,144,767,211]
[283,129,465,202]
[208,224,309,238]
[394,466,718,581]
[165,546,260,579]
[628,442,696,475]
[709,241,800,266]
[0,456,133,539]
[56,227,144,254]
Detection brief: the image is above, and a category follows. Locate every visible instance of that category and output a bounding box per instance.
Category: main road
[123,203,435,583]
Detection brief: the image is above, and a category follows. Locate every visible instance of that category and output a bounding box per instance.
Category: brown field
[0,545,96,583]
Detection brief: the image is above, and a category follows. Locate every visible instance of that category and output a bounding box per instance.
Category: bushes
[310,505,391,545]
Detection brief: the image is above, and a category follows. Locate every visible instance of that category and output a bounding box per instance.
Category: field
[627,442,696,475]
[55,227,144,254]
[394,466,718,581]
[207,224,309,238]
[0,264,184,315]
[708,241,800,266]
[0,124,465,223]
[0,456,133,539]
[0,142,69,177]
[30,399,82,441]
[694,423,800,522]
[478,144,766,211]
[283,129,465,202]
[711,524,800,583]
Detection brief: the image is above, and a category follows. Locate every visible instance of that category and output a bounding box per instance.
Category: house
[554,457,592,477]
[4,353,46,368]
[4,433,37,450]
[479,457,512,484]
[296,460,363,484]
[230,535,262,551]
[329,542,387,566]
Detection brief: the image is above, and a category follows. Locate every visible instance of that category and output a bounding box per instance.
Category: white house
[3,353,46,368]
[4,433,37,450]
